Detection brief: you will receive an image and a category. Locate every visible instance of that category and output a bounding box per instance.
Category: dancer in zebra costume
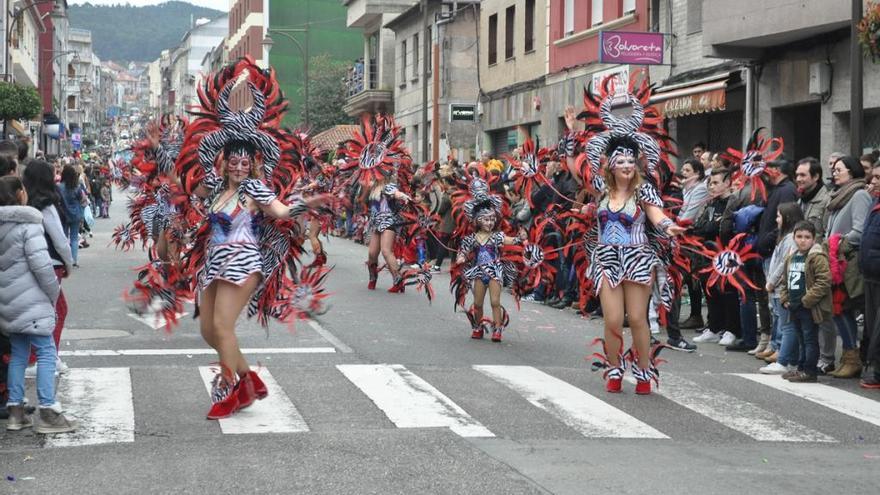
[174,57,331,420]
[451,174,524,343]
[338,115,414,293]
[291,134,332,268]
[572,75,687,395]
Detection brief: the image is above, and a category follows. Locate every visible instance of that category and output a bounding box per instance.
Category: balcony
[342,60,393,117]
[11,48,38,88]
[344,0,416,28]
[703,0,851,59]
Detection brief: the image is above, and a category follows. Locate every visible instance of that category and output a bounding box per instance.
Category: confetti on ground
[762,458,768,463]
[23,456,33,462]
[536,325,556,330]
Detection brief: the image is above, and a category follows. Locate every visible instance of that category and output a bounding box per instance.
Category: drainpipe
[743,64,754,150]
[421,0,429,163]
[850,0,863,156]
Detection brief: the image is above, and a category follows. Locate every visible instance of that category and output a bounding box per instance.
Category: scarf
[827,178,866,212]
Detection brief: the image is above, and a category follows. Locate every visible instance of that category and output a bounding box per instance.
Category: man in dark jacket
[860,162,880,390]
[756,160,798,258]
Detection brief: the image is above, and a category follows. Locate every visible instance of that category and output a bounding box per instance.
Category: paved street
[2,196,880,495]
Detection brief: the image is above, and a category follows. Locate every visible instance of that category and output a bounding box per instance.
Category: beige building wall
[479,0,546,93]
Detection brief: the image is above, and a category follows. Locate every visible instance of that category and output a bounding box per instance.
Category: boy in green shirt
[780,221,833,382]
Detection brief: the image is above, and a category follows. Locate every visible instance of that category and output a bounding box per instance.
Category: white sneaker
[55,357,69,375]
[718,331,736,346]
[759,362,790,374]
[24,365,37,378]
[693,329,720,343]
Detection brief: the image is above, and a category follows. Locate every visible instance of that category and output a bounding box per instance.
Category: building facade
[342,0,417,117]
[704,0,880,161]
[167,16,228,115]
[478,0,547,155]
[385,0,480,162]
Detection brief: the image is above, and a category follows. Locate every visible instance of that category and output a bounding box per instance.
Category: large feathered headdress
[338,114,412,188]
[176,56,302,197]
[578,73,674,196]
[721,127,784,202]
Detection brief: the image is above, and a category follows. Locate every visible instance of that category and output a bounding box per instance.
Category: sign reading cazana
[599,31,664,65]
[450,104,476,122]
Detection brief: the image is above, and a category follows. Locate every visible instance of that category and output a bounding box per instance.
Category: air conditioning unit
[809,62,830,96]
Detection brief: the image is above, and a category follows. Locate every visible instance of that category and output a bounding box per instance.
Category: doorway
[772,103,820,162]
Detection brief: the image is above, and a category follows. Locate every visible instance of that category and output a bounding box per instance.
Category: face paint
[609,147,637,170]
[476,211,497,231]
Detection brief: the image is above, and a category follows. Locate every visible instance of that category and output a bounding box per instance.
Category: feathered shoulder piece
[577,72,674,196]
[338,114,412,190]
[721,127,784,202]
[175,56,302,198]
[506,137,549,207]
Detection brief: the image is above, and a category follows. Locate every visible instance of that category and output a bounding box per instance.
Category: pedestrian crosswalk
[6,365,880,449]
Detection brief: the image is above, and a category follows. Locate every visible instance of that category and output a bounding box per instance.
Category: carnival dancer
[291,134,333,267]
[169,57,331,420]
[337,115,414,292]
[449,170,525,342]
[572,76,687,395]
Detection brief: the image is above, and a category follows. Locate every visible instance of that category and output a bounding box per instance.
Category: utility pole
[420,0,429,163]
[850,0,863,156]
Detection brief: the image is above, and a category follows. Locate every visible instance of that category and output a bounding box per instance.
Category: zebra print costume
[588,190,661,292]
[367,183,403,233]
[458,232,517,287]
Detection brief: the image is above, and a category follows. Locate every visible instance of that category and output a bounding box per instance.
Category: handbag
[83,201,95,228]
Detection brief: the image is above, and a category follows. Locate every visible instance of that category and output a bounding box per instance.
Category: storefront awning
[650,79,728,118]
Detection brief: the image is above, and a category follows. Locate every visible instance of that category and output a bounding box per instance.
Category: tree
[0,82,43,122]
[298,54,353,134]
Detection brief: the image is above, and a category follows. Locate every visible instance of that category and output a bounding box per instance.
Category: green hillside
[269,0,363,128]
[68,1,225,62]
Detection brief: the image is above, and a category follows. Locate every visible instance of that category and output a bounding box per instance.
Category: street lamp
[262,26,310,128]
[4,1,66,83]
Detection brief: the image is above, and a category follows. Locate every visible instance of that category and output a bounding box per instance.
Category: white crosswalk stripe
[735,374,880,428]
[48,368,135,448]
[625,374,836,442]
[476,365,668,439]
[197,366,309,434]
[337,364,494,438]
[21,365,880,449]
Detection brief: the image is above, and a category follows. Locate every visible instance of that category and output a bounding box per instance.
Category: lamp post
[262,25,310,128]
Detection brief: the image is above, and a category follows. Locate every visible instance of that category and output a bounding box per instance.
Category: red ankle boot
[634,380,652,395]
[247,370,268,399]
[367,262,378,290]
[310,251,327,268]
[605,367,624,393]
[237,374,257,410]
[632,367,654,395]
[207,374,241,420]
[491,328,503,342]
[471,326,484,339]
[387,276,405,293]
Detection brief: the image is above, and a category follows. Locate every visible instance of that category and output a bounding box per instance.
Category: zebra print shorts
[589,243,659,292]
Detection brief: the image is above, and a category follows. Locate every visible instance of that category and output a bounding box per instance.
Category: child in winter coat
[780,220,833,383]
[0,176,77,434]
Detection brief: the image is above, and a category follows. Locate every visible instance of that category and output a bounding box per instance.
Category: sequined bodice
[209,194,259,246]
[476,242,498,265]
[597,195,647,246]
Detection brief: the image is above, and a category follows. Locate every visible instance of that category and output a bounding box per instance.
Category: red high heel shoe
[632,367,653,395]
[491,328,503,342]
[367,262,378,290]
[471,326,484,339]
[634,380,652,395]
[248,370,268,399]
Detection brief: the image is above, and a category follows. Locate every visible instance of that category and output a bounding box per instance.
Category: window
[686,0,703,34]
[623,0,636,14]
[400,40,407,84]
[505,6,515,60]
[563,0,574,35]
[488,14,498,65]
[591,0,604,26]
[413,33,419,79]
[413,124,420,156]
[525,0,535,52]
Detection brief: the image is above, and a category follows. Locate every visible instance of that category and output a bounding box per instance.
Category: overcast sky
[69,1,228,11]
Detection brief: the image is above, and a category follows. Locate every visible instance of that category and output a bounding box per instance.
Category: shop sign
[450,104,476,122]
[599,31,664,65]
[657,88,726,118]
